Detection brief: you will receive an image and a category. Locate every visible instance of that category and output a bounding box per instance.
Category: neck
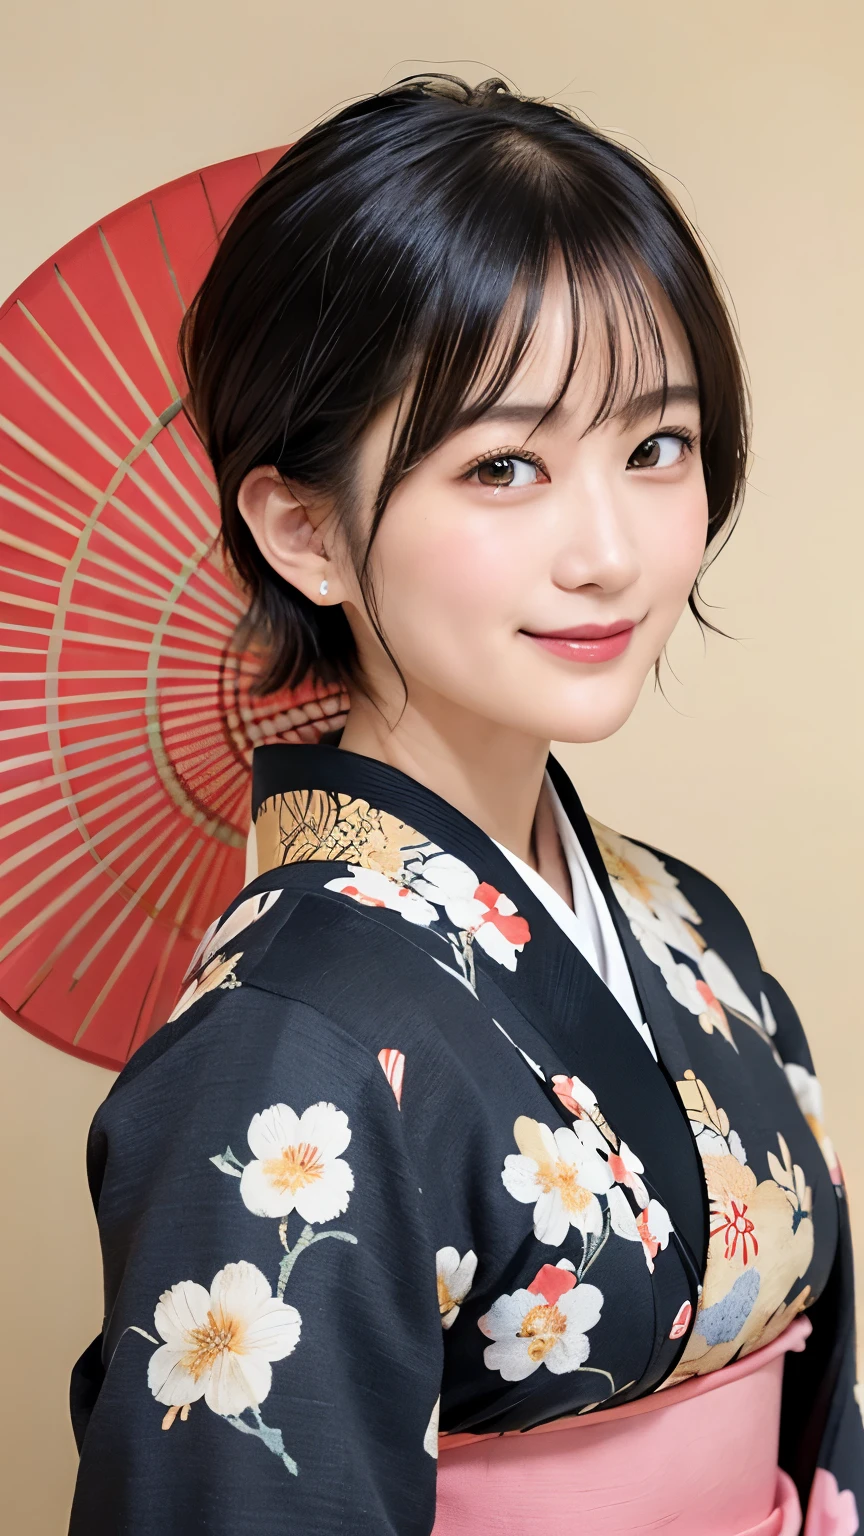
[339,684,551,866]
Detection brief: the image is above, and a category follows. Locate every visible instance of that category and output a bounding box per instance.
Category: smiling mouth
[521,621,637,663]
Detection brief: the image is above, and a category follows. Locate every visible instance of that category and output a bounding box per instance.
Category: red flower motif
[527,1263,577,1307]
[695,978,721,1013]
[473,882,532,946]
[551,1074,596,1120]
[637,1208,662,1261]
[711,1199,759,1264]
[669,1300,693,1340]
[377,1048,405,1108]
[342,884,386,908]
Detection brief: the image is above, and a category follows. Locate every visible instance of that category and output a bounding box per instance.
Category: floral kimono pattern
[68,745,862,1535]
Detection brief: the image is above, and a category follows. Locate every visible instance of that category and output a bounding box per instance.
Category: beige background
[1,0,861,1529]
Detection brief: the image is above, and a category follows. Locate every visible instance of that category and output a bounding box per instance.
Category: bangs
[420,241,667,442]
[366,189,689,555]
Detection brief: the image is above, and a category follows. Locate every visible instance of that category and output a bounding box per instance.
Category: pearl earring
[319,579,329,597]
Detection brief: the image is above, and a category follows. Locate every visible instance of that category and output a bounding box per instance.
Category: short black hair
[181,73,749,696]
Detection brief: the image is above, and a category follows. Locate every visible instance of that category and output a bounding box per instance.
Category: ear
[236,465,348,605]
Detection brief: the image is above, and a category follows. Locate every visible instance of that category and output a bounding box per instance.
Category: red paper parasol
[0,149,348,1071]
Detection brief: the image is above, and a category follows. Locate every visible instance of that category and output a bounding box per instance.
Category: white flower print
[542,1074,677,1273]
[480,1263,604,1382]
[604,1185,673,1271]
[593,822,764,1048]
[240,1101,354,1223]
[784,1063,842,1185]
[324,866,437,926]
[185,889,282,982]
[605,1184,641,1241]
[632,927,753,1050]
[502,1116,613,1246]
[323,847,531,987]
[606,1140,649,1207]
[637,927,722,1018]
[784,1062,824,1125]
[436,1247,478,1328]
[147,1260,301,1420]
[550,1072,600,1123]
[169,891,283,1022]
[423,1396,440,1458]
[550,1072,622,1151]
[759,990,778,1036]
[678,1069,747,1164]
[409,854,531,970]
[698,949,762,1028]
[168,952,245,1023]
[637,1200,674,1271]
[591,822,702,959]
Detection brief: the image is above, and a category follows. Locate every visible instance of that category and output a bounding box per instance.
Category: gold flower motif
[168,952,244,1022]
[667,1076,816,1383]
[255,790,430,879]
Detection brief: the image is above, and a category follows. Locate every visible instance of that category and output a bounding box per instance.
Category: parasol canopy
[0,148,347,1071]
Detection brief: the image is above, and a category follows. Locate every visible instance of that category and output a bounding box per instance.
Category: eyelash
[460,445,548,482]
[635,427,699,456]
[461,428,698,485]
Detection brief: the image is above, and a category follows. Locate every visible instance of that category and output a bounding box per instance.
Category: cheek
[376,500,527,632]
[640,487,708,605]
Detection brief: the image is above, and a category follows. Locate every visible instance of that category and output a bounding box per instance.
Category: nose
[549,470,640,595]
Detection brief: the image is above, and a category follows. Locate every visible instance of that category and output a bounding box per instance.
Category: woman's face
[336,270,707,746]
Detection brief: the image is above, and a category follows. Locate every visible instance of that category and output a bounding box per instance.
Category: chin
[531,692,642,746]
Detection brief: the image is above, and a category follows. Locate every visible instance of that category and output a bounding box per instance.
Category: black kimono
[68,746,863,1533]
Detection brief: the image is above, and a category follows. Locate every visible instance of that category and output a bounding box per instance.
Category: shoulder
[96,984,386,1157]
[103,877,484,1128]
[589,816,769,1017]
[591,817,841,1174]
[590,816,757,950]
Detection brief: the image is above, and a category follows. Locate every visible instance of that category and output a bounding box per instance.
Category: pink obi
[434,1317,811,1535]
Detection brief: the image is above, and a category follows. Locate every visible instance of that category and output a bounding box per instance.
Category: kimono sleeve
[760,970,864,1531]
[68,986,443,1536]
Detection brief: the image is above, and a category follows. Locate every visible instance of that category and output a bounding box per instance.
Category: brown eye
[629,437,661,468]
[477,457,517,486]
[471,456,542,488]
[626,434,688,470]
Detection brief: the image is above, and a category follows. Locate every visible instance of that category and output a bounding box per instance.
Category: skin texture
[238,263,708,901]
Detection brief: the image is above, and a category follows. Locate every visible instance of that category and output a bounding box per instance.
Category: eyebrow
[466,383,700,433]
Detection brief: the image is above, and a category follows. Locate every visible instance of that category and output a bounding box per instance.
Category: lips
[526,621,635,641]
[522,620,636,664]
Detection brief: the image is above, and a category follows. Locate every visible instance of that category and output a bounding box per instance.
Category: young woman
[68,75,862,1535]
